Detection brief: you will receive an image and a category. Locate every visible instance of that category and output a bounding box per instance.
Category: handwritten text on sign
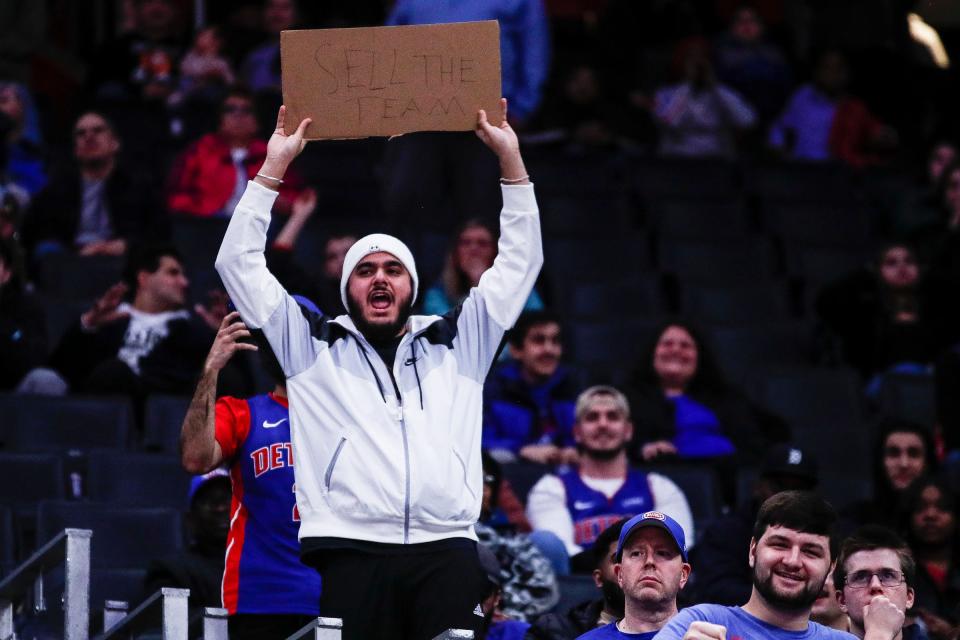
[281,21,502,139]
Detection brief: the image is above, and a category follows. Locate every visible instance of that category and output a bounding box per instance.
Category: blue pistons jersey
[557,469,654,549]
[216,393,321,615]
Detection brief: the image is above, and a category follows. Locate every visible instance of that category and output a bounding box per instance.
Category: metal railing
[285,618,474,640]
[0,528,92,640]
[95,591,228,640]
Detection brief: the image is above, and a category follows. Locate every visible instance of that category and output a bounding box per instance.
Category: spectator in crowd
[179,305,321,639]
[935,346,960,457]
[812,573,850,633]
[381,0,549,228]
[903,478,960,639]
[0,236,45,390]
[891,140,958,239]
[652,38,757,158]
[175,26,235,105]
[926,160,960,284]
[712,6,792,124]
[0,112,29,236]
[143,468,230,614]
[526,386,694,572]
[815,243,949,387]
[87,0,184,105]
[484,310,580,465]
[834,525,926,640]
[526,520,628,640]
[578,511,691,639]
[769,49,897,168]
[481,451,533,536]
[23,111,164,258]
[240,0,297,95]
[29,244,223,398]
[0,81,45,196]
[216,102,543,639]
[167,88,302,218]
[690,443,819,606]
[265,189,356,317]
[654,491,886,640]
[424,219,546,315]
[629,322,786,468]
[841,422,937,535]
[478,544,535,640]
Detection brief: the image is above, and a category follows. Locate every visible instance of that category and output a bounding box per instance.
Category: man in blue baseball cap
[577,511,691,639]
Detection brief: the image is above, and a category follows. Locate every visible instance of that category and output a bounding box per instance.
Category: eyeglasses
[844,569,905,589]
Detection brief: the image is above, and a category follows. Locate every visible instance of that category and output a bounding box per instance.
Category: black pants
[228,614,316,640]
[314,543,487,640]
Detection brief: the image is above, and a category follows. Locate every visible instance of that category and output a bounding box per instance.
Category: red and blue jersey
[215,393,321,615]
[558,469,654,549]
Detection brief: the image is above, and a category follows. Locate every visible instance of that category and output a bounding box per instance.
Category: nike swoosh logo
[573,501,595,510]
[262,418,287,429]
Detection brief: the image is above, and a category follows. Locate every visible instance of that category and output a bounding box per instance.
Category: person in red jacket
[167,87,303,217]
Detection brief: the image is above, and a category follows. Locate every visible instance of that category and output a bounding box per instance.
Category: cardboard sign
[281,21,502,139]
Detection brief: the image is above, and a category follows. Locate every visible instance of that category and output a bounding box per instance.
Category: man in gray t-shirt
[654,492,899,640]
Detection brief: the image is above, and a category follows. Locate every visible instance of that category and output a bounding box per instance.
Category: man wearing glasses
[834,525,923,640]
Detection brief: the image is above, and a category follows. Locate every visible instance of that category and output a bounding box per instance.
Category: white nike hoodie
[216,180,543,544]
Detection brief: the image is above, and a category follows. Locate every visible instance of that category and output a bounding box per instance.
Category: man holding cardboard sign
[215,99,542,639]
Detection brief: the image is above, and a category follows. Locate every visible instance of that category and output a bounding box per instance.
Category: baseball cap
[760,444,819,484]
[616,511,688,562]
[187,468,230,508]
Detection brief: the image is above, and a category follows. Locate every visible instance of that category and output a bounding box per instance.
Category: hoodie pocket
[324,437,347,491]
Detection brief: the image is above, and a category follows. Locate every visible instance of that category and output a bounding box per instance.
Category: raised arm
[215,107,319,377]
[180,312,257,473]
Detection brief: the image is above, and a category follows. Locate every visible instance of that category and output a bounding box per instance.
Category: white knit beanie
[339,233,419,311]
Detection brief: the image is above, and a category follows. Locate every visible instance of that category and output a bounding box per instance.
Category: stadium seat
[658,238,778,284]
[744,162,858,202]
[679,282,792,325]
[499,462,549,505]
[567,318,666,381]
[525,152,624,197]
[35,501,183,569]
[0,453,65,508]
[0,506,16,574]
[647,199,753,240]
[0,394,134,452]
[568,276,665,320]
[551,575,598,615]
[763,202,874,248]
[784,245,872,285]
[39,297,90,349]
[539,193,632,237]
[630,159,738,200]
[704,322,812,378]
[142,395,192,454]
[876,372,937,428]
[85,452,193,509]
[170,216,230,273]
[543,233,652,284]
[641,464,724,530]
[34,254,125,300]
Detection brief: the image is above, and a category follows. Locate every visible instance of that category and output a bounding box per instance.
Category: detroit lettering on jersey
[559,469,655,548]
[215,393,320,616]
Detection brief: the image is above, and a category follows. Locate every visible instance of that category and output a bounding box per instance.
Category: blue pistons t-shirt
[652,605,856,640]
[577,621,658,639]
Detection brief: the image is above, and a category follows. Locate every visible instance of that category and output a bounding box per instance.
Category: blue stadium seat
[539,193,632,237]
[35,255,125,300]
[648,199,752,239]
[544,233,652,284]
[499,462,549,505]
[631,159,738,200]
[85,452,193,509]
[704,322,812,379]
[785,245,872,285]
[744,162,858,202]
[0,453,65,508]
[39,297,90,350]
[876,372,937,428]
[658,237,779,284]
[170,216,229,273]
[640,464,724,531]
[35,502,183,569]
[551,575,598,615]
[142,395,191,454]
[0,394,134,452]
[568,318,666,381]
[568,276,665,320]
[0,506,16,574]
[526,153,624,197]
[763,202,875,248]
[679,282,792,325]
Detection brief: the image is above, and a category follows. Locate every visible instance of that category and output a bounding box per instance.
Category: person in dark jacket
[39,244,223,398]
[526,520,627,640]
[144,469,230,615]
[627,321,787,467]
[0,236,45,389]
[686,444,819,607]
[484,310,581,465]
[22,111,165,259]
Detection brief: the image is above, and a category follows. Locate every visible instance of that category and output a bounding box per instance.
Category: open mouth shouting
[369,288,394,312]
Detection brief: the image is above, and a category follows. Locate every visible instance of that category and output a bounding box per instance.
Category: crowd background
[1,0,960,638]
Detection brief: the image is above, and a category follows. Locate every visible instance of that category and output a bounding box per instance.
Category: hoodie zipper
[356,333,412,544]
